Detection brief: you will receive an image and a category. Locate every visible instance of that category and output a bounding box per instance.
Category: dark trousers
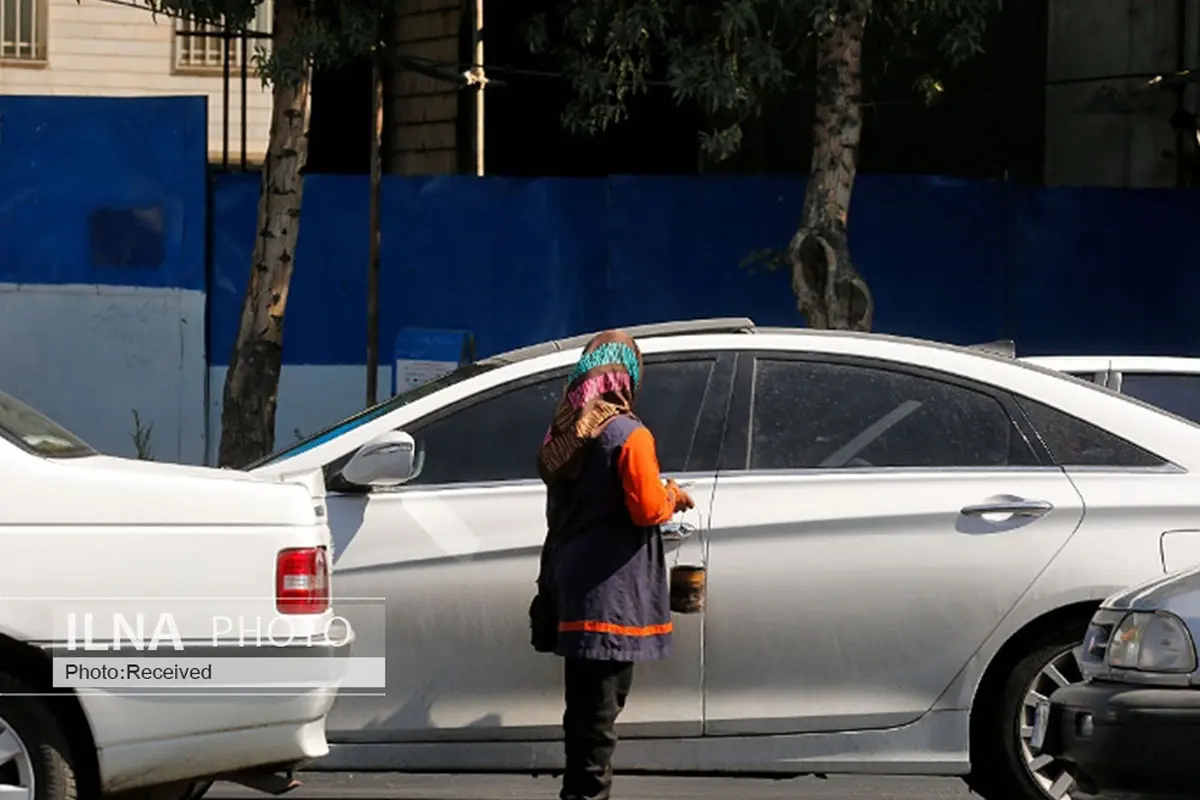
[561,658,635,800]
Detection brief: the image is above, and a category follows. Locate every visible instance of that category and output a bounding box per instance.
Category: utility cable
[89,0,1200,111]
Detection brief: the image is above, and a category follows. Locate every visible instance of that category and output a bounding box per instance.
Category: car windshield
[0,390,95,458]
[248,362,499,469]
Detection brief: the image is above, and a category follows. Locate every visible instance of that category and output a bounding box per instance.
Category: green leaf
[537,0,1001,157]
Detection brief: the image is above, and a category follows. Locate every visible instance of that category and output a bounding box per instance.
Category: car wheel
[0,674,77,800]
[966,623,1087,800]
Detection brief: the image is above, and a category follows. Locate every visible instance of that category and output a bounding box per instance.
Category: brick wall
[386,0,462,175]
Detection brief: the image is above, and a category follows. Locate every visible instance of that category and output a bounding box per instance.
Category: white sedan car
[250,318,1200,800]
[1024,355,1200,425]
[0,390,344,800]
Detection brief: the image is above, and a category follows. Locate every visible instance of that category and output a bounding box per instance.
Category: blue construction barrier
[0,95,207,291]
[209,172,1200,366]
[0,96,210,462]
[2,96,1198,369]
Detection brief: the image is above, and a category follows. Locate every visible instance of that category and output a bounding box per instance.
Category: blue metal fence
[2,96,1198,367]
[210,172,1200,363]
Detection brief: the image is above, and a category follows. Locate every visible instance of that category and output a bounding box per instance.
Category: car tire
[0,672,78,800]
[965,621,1086,800]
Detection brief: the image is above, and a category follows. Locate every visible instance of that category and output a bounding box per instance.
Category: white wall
[0,284,207,463]
[0,280,387,466]
[0,0,273,163]
[206,366,392,465]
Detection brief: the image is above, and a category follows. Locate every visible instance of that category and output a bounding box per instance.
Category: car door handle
[660,522,697,542]
[960,499,1054,518]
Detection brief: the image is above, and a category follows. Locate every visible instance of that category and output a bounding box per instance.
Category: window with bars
[1,0,46,62]
[173,0,272,73]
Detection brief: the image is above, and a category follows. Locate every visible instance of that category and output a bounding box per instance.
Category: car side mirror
[339,431,418,488]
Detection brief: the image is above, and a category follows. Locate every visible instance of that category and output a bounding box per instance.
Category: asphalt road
[209,772,974,799]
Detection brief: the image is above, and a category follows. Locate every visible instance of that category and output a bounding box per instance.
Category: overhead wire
[89,0,1200,111]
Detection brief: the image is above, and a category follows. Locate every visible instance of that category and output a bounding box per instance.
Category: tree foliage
[139,0,389,86]
[127,0,406,466]
[526,0,1001,163]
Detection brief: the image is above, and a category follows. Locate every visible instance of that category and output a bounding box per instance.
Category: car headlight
[1107,611,1198,673]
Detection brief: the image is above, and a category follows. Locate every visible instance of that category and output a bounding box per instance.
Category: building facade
[385,0,465,175]
[0,0,273,164]
[3,0,1196,183]
[1045,0,1198,187]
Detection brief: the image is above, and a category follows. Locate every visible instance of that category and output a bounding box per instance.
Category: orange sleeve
[617,426,677,526]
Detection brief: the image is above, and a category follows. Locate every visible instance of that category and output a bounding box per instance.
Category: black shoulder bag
[529,483,574,653]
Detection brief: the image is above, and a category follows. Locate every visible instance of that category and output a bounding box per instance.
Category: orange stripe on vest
[558,620,673,637]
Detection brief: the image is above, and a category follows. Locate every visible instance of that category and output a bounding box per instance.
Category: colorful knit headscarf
[537,330,643,484]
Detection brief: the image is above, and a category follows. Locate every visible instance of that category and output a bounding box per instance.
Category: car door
[325,351,733,747]
[701,351,1086,736]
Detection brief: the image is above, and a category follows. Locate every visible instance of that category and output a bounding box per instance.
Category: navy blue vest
[545,415,672,662]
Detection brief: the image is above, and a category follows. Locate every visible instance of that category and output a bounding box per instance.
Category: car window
[1014,396,1168,468]
[1066,372,1098,384]
[749,359,1038,470]
[631,359,716,472]
[249,362,498,469]
[0,390,94,458]
[388,358,718,487]
[407,375,566,485]
[1118,373,1200,425]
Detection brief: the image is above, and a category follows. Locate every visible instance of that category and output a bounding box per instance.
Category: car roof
[481,317,1021,369]
[1022,356,1109,371]
[255,321,1200,478]
[482,320,1200,377]
[1106,356,1200,373]
[1023,355,1200,374]
[479,318,757,365]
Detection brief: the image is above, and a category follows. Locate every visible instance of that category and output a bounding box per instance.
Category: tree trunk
[217,0,313,468]
[366,46,383,408]
[788,8,874,331]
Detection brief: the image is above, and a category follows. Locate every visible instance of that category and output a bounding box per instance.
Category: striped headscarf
[537,330,643,484]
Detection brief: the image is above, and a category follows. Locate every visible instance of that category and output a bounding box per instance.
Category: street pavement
[209,772,974,799]
[202,772,1198,800]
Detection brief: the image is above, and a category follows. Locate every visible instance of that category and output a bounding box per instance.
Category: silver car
[1038,566,1200,797]
[249,318,1200,800]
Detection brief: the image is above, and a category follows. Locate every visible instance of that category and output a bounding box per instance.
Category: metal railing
[0,0,46,61]
[174,0,271,72]
[174,22,271,170]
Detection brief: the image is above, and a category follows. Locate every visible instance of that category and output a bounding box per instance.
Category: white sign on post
[392,328,475,395]
[394,359,457,392]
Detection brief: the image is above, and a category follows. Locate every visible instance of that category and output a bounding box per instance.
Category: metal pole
[240,27,248,171]
[472,0,484,176]
[366,46,384,406]
[222,25,231,170]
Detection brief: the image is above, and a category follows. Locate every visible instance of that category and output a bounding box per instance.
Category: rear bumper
[1042,680,1200,796]
[98,712,331,793]
[79,635,349,793]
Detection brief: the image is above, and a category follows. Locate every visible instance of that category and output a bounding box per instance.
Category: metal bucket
[670,565,706,614]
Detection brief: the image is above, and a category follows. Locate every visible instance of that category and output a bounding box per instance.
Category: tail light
[276,547,330,614]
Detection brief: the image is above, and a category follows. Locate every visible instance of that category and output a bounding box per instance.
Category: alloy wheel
[0,713,36,800]
[1018,645,1084,800]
